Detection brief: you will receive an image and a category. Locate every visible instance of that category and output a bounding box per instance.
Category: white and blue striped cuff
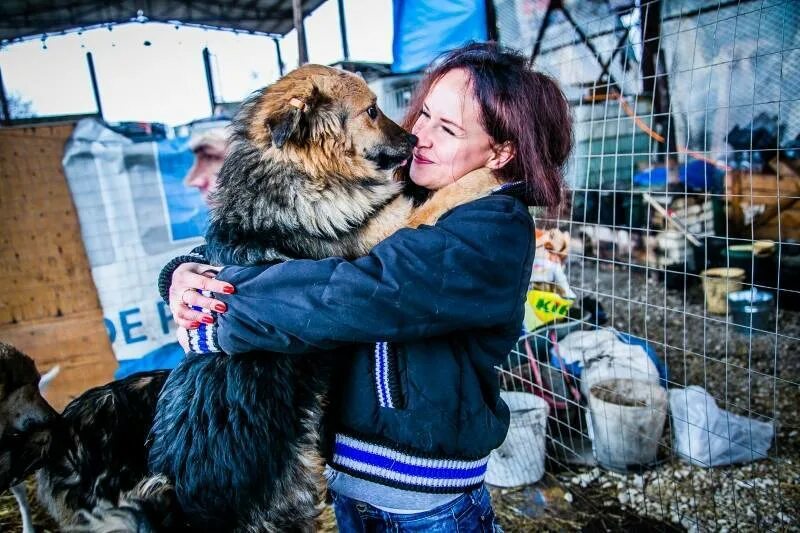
[331,434,489,493]
[187,289,222,354]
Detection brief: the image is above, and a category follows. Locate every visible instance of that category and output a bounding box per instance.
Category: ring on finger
[181,288,196,305]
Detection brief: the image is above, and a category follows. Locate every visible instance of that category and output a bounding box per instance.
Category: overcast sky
[0,0,393,126]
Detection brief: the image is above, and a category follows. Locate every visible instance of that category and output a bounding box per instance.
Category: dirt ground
[546,262,800,532]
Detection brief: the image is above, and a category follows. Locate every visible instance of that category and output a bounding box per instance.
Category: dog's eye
[366,106,378,120]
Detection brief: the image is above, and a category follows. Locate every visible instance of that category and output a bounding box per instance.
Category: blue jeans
[331,485,503,532]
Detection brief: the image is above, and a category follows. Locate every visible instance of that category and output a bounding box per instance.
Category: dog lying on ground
[0,341,170,530]
[92,64,500,532]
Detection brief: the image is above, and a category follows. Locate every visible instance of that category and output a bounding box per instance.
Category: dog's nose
[407,134,418,146]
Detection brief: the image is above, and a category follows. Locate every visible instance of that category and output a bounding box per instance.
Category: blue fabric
[392,0,488,73]
[632,166,667,187]
[114,341,184,379]
[680,159,723,192]
[331,485,501,532]
[548,328,669,388]
[615,331,669,387]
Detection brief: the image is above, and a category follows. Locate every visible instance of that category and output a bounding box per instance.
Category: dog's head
[239,64,417,179]
[0,342,57,488]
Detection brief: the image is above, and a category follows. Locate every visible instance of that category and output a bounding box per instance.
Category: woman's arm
[205,196,534,355]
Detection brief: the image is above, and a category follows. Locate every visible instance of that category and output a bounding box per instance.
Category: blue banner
[392,0,488,73]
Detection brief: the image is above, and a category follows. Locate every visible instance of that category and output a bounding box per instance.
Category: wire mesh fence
[489,0,800,530]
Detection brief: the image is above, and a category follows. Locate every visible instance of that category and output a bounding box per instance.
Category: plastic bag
[669,386,773,467]
[556,329,664,398]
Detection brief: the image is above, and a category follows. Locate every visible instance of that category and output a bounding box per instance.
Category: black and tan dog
[98,65,499,532]
[0,341,170,530]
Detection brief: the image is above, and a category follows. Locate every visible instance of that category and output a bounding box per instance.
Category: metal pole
[273,38,285,76]
[529,0,559,65]
[484,0,499,42]
[86,52,103,119]
[336,0,350,61]
[202,47,217,114]
[292,0,309,65]
[0,65,11,125]
[641,0,674,162]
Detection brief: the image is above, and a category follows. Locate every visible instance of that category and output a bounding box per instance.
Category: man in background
[184,121,229,205]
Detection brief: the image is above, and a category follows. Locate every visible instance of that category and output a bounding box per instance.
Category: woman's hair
[398,41,573,209]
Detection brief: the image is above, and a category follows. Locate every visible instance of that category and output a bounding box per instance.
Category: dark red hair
[398,41,572,210]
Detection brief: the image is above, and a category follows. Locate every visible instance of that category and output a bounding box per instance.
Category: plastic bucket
[728,289,774,334]
[722,243,776,288]
[486,392,549,487]
[588,378,667,471]
[701,268,745,314]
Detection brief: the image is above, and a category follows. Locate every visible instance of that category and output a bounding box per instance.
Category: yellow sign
[524,289,573,331]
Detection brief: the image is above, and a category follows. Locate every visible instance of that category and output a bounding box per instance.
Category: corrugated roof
[0,0,327,42]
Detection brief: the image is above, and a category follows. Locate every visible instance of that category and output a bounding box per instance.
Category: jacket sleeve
[213,196,534,354]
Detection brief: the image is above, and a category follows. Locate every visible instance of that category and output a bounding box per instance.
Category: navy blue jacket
[181,193,534,492]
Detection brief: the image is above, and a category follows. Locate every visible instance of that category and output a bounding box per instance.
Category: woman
[164,42,572,531]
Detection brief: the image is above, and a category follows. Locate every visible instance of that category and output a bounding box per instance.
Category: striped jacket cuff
[186,289,223,354]
[330,433,489,494]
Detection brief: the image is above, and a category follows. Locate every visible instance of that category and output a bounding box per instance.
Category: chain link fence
[490,0,799,530]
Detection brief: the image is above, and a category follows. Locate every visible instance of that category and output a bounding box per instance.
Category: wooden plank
[0,124,100,325]
[0,123,116,409]
[0,309,116,411]
[725,170,800,241]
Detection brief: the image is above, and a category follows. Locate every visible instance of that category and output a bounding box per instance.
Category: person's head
[184,126,229,204]
[400,42,572,208]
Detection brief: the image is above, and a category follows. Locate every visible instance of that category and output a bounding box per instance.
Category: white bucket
[588,378,667,471]
[486,392,549,487]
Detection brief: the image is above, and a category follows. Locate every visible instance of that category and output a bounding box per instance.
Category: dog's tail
[69,474,185,533]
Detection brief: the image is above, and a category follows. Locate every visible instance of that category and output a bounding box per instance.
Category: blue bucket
[728,289,774,334]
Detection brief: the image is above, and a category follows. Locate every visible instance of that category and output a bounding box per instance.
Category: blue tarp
[392,0,488,73]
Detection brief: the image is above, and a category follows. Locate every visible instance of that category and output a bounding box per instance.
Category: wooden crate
[725,165,800,241]
[0,123,117,410]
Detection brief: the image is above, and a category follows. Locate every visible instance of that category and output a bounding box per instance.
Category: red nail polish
[215,303,227,312]
[190,321,200,328]
[222,285,235,294]
[201,316,214,324]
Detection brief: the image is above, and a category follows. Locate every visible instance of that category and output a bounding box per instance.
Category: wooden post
[292,0,309,65]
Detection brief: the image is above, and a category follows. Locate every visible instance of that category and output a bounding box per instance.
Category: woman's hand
[169,262,234,329]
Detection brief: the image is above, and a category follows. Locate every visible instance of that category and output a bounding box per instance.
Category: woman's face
[409,69,496,190]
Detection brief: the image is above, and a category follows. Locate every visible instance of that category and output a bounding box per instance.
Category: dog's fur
[105,65,499,532]
[0,341,169,529]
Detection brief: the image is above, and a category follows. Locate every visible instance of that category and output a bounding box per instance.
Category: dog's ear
[267,85,321,149]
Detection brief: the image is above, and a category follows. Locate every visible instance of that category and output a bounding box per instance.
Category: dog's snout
[407,133,418,147]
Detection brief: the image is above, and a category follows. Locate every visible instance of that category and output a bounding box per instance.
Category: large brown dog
[90,65,499,533]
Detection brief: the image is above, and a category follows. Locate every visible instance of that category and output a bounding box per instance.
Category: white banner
[63,118,209,376]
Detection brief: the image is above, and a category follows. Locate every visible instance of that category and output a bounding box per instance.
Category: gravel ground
[540,261,800,531]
